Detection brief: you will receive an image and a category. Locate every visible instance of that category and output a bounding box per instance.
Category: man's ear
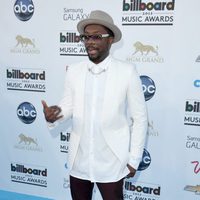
[108,37,114,45]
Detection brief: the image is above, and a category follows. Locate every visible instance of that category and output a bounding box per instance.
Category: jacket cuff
[128,156,142,170]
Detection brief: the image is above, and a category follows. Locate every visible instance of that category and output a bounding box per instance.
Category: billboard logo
[122,0,175,26]
[185,100,200,113]
[59,30,87,56]
[11,163,47,187]
[124,181,161,199]
[140,75,156,101]
[123,0,175,11]
[14,0,34,21]
[60,132,70,142]
[184,99,200,126]
[60,132,70,153]
[60,32,80,43]
[124,182,160,195]
[17,102,37,124]
[6,68,46,92]
[138,148,151,171]
[11,163,47,176]
[7,69,45,80]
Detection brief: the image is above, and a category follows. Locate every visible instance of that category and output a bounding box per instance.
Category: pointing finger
[41,100,48,110]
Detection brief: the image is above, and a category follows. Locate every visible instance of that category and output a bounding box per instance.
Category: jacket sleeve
[46,67,73,131]
[58,67,73,120]
[127,66,148,170]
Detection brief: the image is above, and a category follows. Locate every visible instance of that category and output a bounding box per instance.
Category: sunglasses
[80,34,110,42]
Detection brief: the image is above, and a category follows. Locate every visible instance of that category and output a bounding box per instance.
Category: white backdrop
[0,0,200,200]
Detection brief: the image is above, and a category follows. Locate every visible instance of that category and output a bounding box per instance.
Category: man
[42,10,147,200]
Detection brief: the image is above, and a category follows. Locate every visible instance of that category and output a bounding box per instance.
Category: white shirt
[70,56,129,182]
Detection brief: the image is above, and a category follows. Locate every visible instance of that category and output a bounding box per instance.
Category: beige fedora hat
[77,10,122,43]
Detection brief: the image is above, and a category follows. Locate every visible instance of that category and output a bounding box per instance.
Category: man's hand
[126,164,136,178]
[41,100,63,123]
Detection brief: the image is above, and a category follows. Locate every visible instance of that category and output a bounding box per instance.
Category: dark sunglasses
[80,34,110,42]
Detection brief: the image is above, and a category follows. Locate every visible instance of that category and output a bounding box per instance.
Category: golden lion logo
[184,185,200,194]
[18,133,38,145]
[133,41,158,56]
[15,35,35,48]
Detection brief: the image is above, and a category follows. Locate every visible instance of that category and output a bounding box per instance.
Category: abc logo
[17,102,37,124]
[140,75,156,101]
[65,163,68,169]
[194,80,200,87]
[14,0,34,21]
[138,148,151,171]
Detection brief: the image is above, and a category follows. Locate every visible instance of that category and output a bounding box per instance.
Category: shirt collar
[87,55,112,71]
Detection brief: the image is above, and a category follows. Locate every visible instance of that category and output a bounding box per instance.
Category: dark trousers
[70,175,124,200]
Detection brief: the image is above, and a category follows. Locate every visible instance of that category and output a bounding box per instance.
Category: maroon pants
[70,175,124,200]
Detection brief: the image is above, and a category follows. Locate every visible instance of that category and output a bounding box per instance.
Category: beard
[86,46,109,64]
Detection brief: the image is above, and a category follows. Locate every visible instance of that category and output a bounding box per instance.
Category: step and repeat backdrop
[0,0,200,199]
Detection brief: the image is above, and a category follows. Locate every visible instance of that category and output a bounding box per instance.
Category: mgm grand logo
[184,185,200,195]
[14,133,42,152]
[10,35,40,54]
[147,120,159,137]
[126,41,164,63]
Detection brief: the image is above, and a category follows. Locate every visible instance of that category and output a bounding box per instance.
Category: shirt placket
[89,75,98,181]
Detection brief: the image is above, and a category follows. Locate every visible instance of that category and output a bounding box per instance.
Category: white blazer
[58,56,147,171]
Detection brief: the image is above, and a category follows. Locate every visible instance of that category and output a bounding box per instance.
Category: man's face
[83,24,113,64]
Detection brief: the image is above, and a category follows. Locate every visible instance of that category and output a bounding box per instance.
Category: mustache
[86,45,98,51]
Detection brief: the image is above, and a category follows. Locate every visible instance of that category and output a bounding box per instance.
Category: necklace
[88,65,107,75]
